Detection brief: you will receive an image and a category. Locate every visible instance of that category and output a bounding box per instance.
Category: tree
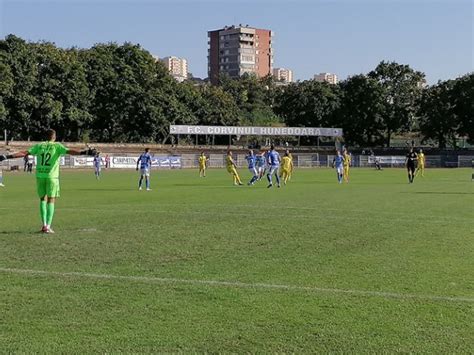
[29,42,92,141]
[1,34,471,147]
[274,80,339,124]
[418,80,458,148]
[83,42,173,142]
[152,80,202,144]
[368,61,425,147]
[0,35,39,140]
[336,75,385,146]
[452,73,474,144]
[272,80,340,145]
[54,48,91,141]
[0,60,14,130]
[200,85,240,126]
[219,73,280,126]
[199,85,241,145]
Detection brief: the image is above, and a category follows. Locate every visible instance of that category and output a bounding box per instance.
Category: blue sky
[0,0,472,83]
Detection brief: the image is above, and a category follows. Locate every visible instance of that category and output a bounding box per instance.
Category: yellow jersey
[343,153,351,167]
[226,155,235,169]
[199,155,207,167]
[417,153,425,165]
[281,156,292,170]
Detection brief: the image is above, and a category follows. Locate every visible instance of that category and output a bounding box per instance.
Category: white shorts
[336,166,343,174]
[140,167,150,177]
[268,166,279,175]
[249,167,258,176]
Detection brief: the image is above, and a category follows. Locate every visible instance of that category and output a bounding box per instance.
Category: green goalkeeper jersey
[28,141,69,178]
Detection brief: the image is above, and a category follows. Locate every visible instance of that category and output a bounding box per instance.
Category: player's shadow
[402,191,474,195]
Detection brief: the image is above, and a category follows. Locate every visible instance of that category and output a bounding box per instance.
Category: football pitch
[0,168,473,353]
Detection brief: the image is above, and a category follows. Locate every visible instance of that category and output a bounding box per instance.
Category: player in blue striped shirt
[266,145,281,188]
[332,150,344,184]
[245,150,259,185]
[93,152,101,180]
[255,152,266,180]
[136,148,152,191]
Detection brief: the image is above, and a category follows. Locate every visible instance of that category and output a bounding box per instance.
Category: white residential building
[314,72,338,84]
[161,56,188,82]
[272,68,294,83]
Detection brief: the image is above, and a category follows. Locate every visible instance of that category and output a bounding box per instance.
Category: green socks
[46,203,55,226]
[40,200,56,229]
[40,201,47,226]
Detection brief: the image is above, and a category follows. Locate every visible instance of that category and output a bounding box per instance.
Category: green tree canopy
[336,75,385,146]
[368,61,425,147]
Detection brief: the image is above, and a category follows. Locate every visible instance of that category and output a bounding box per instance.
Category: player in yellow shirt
[280,152,293,185]
[198,151,208,177]
[343,148,351,183]
[286,150,294,180]
[226,151,243,186]
[415,148,425,177]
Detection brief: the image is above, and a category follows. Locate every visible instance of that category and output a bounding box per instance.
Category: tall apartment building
[314,72,338,84]
[272,67,293,83]
[208,25,274,84]
[161,56,188,82]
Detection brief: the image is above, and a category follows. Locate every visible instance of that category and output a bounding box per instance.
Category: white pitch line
[0,267,473,304]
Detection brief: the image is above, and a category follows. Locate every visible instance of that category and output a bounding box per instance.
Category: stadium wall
[4,141,474,156]
[1,153,473,170]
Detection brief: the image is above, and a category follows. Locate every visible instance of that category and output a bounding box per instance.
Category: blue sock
[146,178,150,189]
[139,177,143,188]
[275,173,281,185]
[267,173,272,184]
[250,176,258,184]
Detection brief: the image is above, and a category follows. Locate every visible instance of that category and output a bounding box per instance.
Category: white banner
[73,157,95,167]
[368,156,406,164]
[110,156,138,168]
[152,156,182,168]
[170,125,343,137]
[110,156,182,169]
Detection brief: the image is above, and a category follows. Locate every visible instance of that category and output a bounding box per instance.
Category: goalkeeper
[0,129,97,234]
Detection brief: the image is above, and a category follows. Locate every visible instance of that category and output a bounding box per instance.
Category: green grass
[0,167,473,353]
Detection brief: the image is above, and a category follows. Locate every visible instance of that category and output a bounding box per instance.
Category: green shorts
[36,178,60,198]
